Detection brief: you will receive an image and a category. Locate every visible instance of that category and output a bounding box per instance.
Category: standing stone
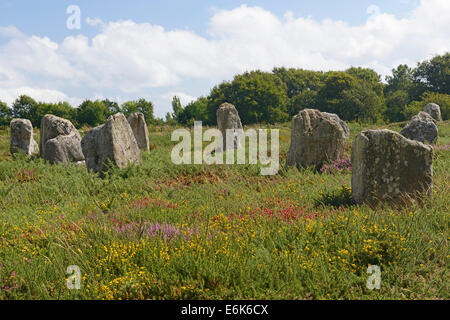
[40,115,85,165]
[10,119,39,157]
[128,112,150,151]
[424,103,442,122]
[81,113,142,174]
[322,112,350,139]
[400,112,438,144]
[287,109,347,168]
[352,129,433,206]
[216,103,243,150]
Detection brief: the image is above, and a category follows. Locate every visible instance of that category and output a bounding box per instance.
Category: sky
[0,0,449,118]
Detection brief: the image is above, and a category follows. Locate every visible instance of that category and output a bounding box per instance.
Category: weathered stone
[400,112,438,144]
[40,115,85,164]
[10,119,39,157]
[322,112,350,139]
[216,103,243,150]
[424,103,442,122]
[287,109,347,168]
[351,129,433,206]
[81,113,142,174]
[128,112,150,151]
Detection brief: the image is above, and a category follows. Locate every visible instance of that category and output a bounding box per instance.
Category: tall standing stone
[322,112,350,139]
[128,112,150,151]
[287,109,347,168]
[424,103,442,122]
[10,119,39,157]
[216,103,243,150]
[81,113,142,174]
[40,115,85,165]
[400,112,438,144]
[351,129,433,206]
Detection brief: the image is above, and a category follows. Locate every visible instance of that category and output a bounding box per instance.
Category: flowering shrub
[320,158,352,174]
[223,198,318,223]
[436,143,449,151]
[16,168,39,183]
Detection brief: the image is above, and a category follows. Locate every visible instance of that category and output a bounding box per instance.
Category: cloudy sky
[0,0,449,118]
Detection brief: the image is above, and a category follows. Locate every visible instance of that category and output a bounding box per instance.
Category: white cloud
[0,25,23,38]
[0,86,70,104]
[0,0,449,117]
[160,92,197,106]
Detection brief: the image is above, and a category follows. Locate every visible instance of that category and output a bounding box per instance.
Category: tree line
[172,52,449,125]
[0,97,156,128]
[1,53,449,128]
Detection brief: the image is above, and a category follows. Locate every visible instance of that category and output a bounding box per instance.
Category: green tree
[318,71,384,122]
[10,97,79,127]
[385,64,415,94]
[385,90,410,122]
[102,99,121,116]
[346,67,384,97]
[0,101,12,127]
[11,95,39,125]
[413,53,450,96]
[273,67,324,117]
[403,91,450,121]
[205,82,231,125]
[317,72,357,118]
[341,81,385,123]
[384,64,417,122]
[47,102,76,121]
[273,67,324,98]
[287,90,318,116]
[121,101,138,117]
[76,100,108,127]
[121,98,154,124]
[178,97,209,125]
[207,71,289,125]
[171,96,183,121]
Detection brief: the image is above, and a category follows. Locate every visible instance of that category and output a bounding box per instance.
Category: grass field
[0,121,448,300]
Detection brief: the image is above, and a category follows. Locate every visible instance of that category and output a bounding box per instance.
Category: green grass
[0,121,448,300]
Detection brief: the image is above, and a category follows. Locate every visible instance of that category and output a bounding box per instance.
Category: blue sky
[1,0,418,42]
[0,0,448,118]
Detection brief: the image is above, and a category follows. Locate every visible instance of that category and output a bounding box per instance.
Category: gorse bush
[314,185,355,208]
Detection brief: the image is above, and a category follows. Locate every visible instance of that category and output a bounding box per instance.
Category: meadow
[0,121,448,300]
